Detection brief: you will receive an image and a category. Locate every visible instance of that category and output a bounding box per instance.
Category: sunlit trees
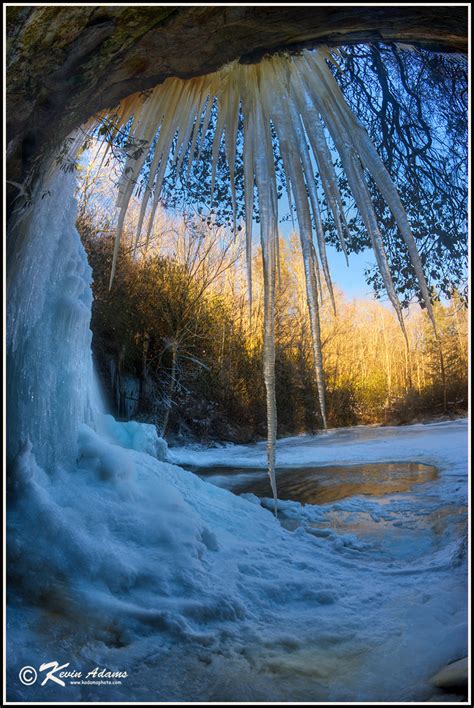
[78,190,467,442]
[76,145,467,442]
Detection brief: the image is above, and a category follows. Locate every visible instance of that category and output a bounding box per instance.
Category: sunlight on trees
[77,186,467,443]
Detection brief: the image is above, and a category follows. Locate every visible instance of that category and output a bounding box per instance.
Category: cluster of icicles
[79,47,438,508]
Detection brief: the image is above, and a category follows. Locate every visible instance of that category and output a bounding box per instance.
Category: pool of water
[184,461,467,563]
[185,461,439,505]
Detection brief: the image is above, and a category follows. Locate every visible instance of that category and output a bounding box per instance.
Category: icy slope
[7,419,467,702]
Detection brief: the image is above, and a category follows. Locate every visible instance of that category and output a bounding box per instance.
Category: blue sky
[322,244,376,300]
[274,185,379,300]
[277,214,378,300]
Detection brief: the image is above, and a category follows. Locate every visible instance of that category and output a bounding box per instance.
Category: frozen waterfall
[7,171,99,470]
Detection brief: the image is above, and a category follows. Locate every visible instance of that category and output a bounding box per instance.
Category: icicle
[292,66,350,263]
[183,96,207,180]
[141,79,189,250]
[84,46,443,502]
[323,109,409,342]
[222,85,240,232]
[109,96,160,286]
[253,98,279,512]
[210,96,227,204]
[308,51,433,330]
[264,60,328,425]
[311,243,324,307]
[133,139,161,251]
[193,93,214,169]
[171,89,202,168]
[270,99,328,428]
[351,125,436,326]
[284,92,336,313]
[242,108,255,321]
[286,176,297,232]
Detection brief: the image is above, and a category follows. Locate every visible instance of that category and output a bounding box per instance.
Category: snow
[7,418,468,702]
[96,413,168,461]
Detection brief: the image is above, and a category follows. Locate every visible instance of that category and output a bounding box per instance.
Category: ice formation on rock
[7,171,98,469]
[6,170,167,471]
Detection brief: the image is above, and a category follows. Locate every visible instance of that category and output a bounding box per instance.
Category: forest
[78,165,468,445]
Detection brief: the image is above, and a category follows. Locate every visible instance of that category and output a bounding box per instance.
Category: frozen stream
[8,419,468,702]
[181,459,468,565]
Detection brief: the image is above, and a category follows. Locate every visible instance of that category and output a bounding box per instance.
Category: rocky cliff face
[6,5,467,206]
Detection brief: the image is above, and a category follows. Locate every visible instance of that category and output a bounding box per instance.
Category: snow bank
[96,413,168,461]
[7,419,468,702]
[171,418,467,470]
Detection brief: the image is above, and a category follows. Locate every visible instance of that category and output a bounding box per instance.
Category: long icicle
[284,92,337,314]
[242,106,255,322]
[271,104,328,430]
[311,53,435,323]
[302,61,410,343]
[291,64,350,264]
[253,96,279,512]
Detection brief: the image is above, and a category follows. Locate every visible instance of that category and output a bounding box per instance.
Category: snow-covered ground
[7,418,468,702]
